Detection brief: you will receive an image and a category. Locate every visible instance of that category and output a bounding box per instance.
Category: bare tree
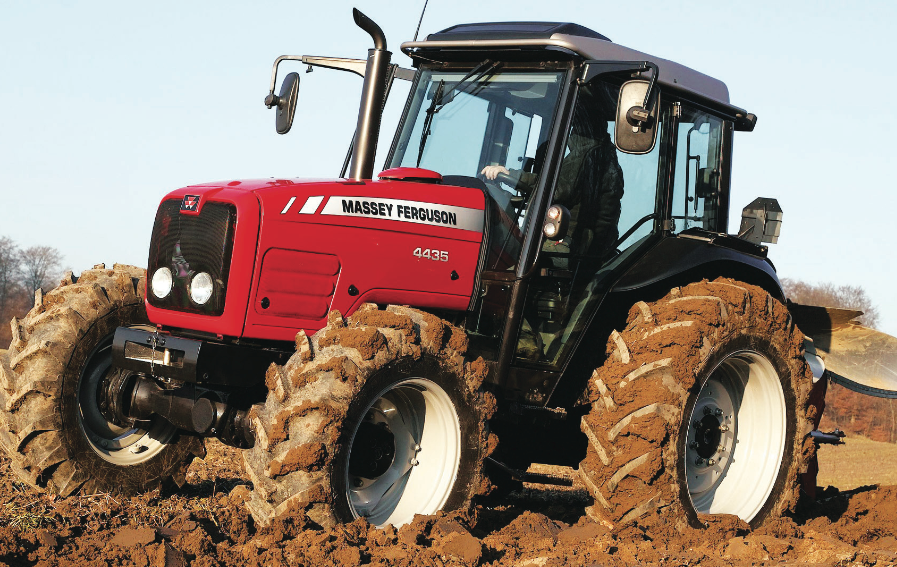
[19,245,64,294]
[781,278,880,329]
[0,236,22,316]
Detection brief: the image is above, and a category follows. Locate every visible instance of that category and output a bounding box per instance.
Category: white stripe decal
[320,196,484,232]
[298,195,324,214]
[280,196,297,215]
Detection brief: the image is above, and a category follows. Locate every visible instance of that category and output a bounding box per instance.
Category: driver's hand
[481,165,510,180]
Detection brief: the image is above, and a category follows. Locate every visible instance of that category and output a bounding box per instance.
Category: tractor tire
[578,278,816,529]
[0,264,204,496]
[238,304,495,529]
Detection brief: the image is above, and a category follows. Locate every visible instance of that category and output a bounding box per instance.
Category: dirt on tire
[578,278,817,529]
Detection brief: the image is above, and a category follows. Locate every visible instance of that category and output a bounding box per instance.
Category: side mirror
[265,72,300,135]
[615,79,659,154]
[542,204,570,241]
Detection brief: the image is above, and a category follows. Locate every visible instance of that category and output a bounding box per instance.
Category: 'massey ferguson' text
[340,199,458,226]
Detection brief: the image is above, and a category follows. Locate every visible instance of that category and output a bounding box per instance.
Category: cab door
[506,79,668,401]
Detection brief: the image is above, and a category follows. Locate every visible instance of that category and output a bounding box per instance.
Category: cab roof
[403,21,737,115]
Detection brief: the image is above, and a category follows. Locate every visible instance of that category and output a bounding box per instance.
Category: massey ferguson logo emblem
[180,195,200,212]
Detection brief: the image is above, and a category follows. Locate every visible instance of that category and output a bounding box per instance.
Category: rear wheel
[578,279,815,528]
[239,305,494,528]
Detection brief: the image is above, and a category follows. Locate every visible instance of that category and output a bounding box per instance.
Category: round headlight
[547,205,562,220]
[189,272,214,305]
[151,267,173,299]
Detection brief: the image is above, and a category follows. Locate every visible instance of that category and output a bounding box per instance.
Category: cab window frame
[663,96,737,236]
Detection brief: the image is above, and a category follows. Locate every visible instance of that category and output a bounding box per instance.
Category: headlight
[189,272,214,305]
[151,268,173,299]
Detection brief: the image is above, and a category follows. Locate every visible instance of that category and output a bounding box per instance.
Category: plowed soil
[0,441,895,566]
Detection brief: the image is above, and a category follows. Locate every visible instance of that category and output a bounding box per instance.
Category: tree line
[0,236,65,345]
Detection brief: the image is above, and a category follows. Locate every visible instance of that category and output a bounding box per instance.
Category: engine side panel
[244,179,485,342]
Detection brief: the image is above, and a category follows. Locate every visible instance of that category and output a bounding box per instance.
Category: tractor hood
[145,175,487,342]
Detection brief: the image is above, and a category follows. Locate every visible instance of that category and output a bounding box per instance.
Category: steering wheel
[491,172,535,200]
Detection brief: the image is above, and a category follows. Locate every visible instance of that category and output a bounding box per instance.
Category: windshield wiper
[415,60,500,167]
[417,79,445,167]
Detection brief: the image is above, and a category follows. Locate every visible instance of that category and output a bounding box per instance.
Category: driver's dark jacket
[512,132,624,265]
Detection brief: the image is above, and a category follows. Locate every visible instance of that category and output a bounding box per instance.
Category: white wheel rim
[685,350,787,522]
[346,378,461,527]
[77,341,176,466]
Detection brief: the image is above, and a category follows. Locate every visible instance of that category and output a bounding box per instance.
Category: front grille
[147,199,237,315]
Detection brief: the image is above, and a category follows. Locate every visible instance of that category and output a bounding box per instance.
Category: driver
[481,87,623,269]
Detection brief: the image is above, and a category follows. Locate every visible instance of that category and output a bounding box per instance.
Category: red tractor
[2,9,895,530]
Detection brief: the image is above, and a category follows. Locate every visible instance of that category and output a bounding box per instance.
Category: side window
[613,127,662,250]
[671,107,724,233]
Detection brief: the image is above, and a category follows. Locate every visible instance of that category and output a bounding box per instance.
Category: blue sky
[1,0,895,335]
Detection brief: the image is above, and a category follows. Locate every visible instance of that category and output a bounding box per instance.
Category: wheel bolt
[707,458,716,466]
[410,458,419,467]
[695,457,704,465]
[719,425,729,432]
[413,444,421,452]
[714,408,723,416]
[100,440,109,448]
[689,441,699,450]
[353,478,363,487]
[703,406,713,415]
[693,420,702,427]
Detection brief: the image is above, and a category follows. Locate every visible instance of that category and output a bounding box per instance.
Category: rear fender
[612,234,784,301]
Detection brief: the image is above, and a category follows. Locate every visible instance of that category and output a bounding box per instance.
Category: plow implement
[792,304,897,399]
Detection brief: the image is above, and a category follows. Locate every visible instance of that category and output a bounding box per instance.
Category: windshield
[388,66,565,270]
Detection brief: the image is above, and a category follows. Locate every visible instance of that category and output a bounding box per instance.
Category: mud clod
[318,327,388,360]
[265,443,328,477]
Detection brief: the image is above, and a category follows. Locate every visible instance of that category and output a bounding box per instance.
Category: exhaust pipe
[348,8,391,181]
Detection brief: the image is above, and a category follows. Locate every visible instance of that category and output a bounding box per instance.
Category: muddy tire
[0,264,204,496]
[578,278,816,528]
[238,304,495,529]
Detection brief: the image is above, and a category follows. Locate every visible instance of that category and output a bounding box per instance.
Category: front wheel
[578,279,816,528]
[239,305,493,528]
[0,265,203,496]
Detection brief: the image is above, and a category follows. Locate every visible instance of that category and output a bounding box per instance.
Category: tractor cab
[384,22,762,404]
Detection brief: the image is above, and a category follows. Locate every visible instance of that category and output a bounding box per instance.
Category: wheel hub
[692,412,723,459]
[349,420,397,479]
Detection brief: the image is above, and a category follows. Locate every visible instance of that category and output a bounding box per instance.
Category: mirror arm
[266,55,365,103]
[580,60,659,124]
[266,55,415,109]
[639,61,659,109]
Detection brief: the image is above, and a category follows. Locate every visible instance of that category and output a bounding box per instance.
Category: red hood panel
[147,178,487,342]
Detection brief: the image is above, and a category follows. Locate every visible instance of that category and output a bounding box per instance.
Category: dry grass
[818,435,897,490]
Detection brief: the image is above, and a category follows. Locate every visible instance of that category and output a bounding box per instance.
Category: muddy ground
[0,441,896,566]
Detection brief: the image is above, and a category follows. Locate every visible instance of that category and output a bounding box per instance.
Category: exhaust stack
[349,9,391,181]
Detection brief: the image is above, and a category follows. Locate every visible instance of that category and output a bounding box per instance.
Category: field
[0,437,895,566]
[818,435,897,490]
